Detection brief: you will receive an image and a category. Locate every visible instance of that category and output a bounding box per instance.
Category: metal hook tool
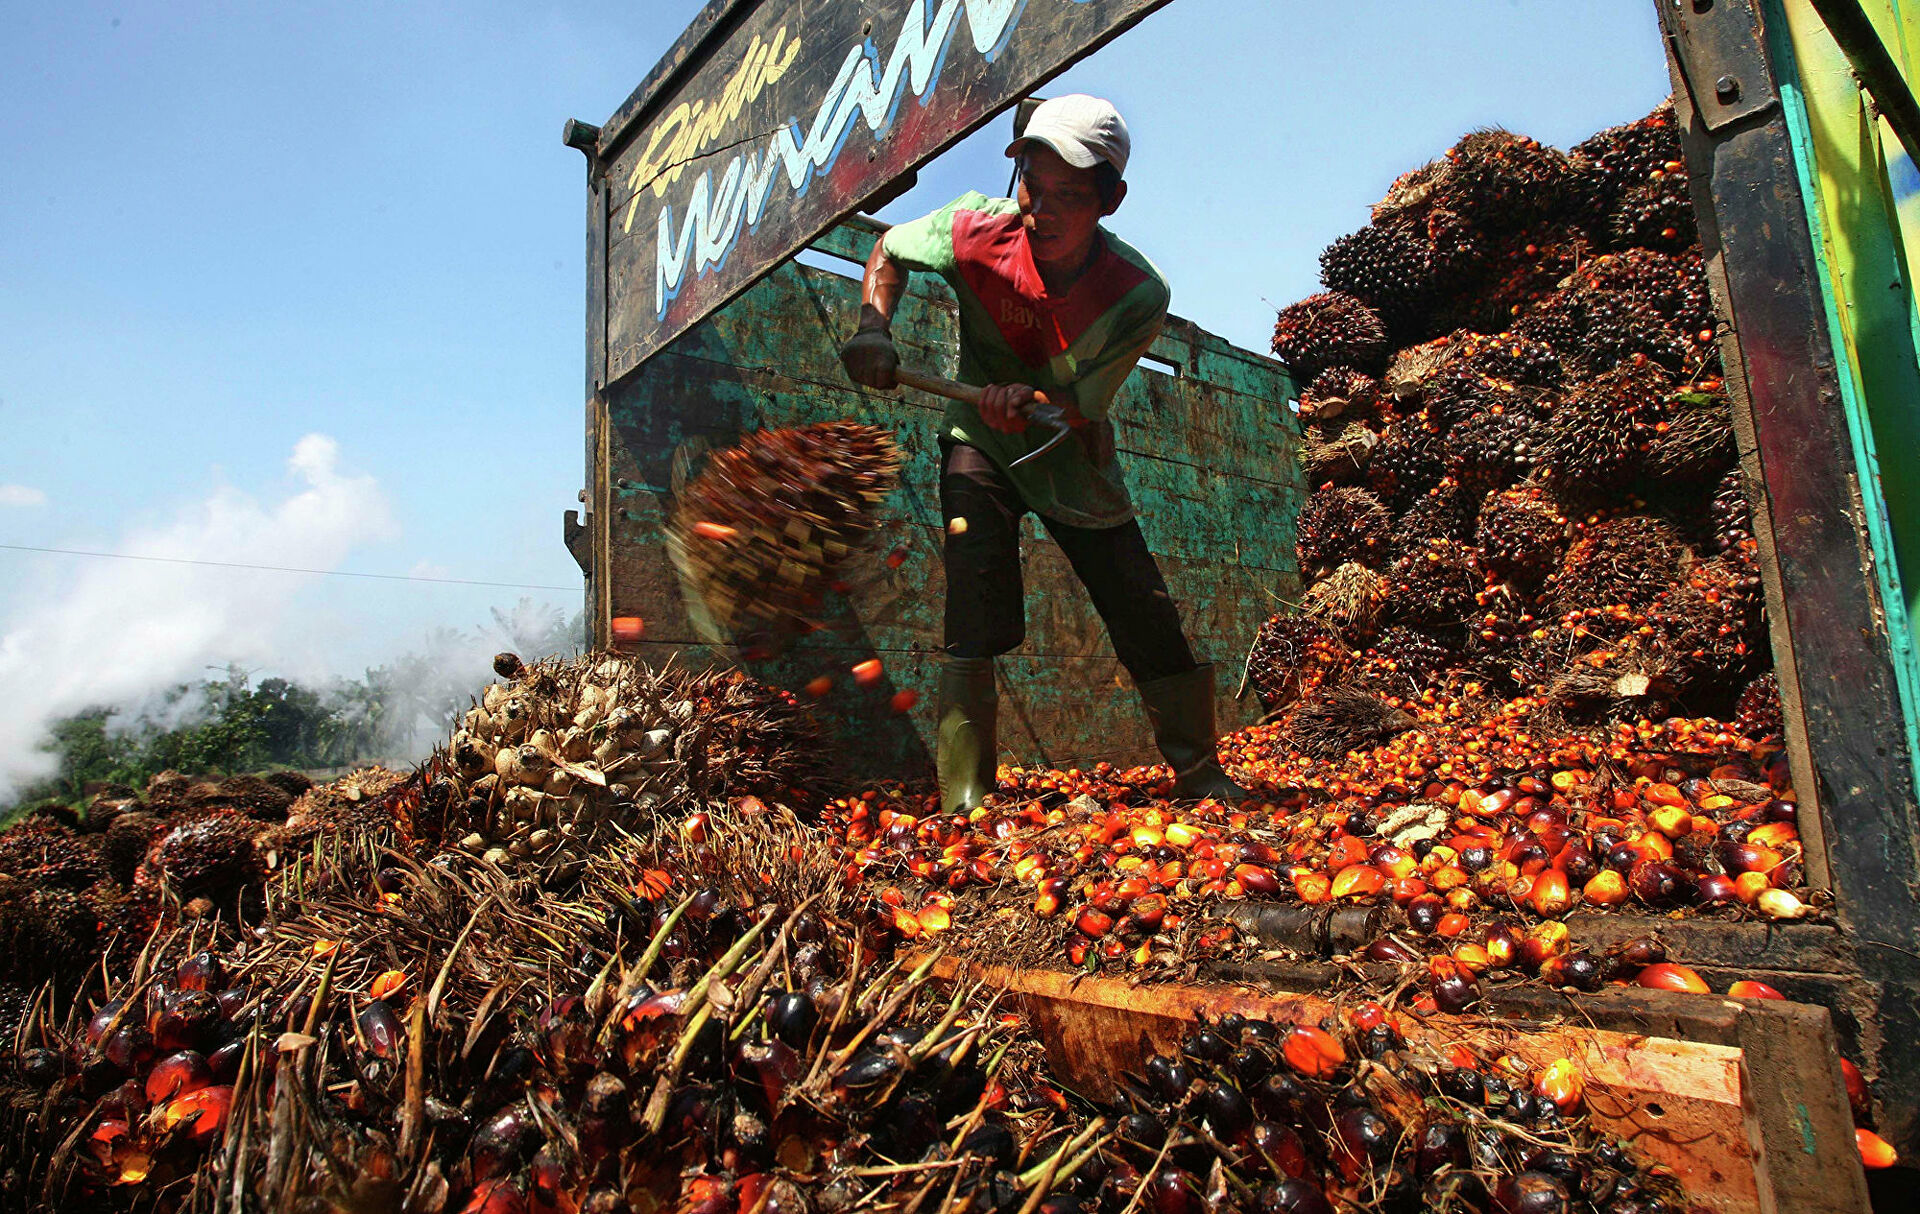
[892,367,1073,467]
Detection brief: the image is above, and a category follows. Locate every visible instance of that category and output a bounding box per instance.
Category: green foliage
[4,599,585,814]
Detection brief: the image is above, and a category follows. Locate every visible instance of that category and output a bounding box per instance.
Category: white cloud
[0,485,48,508]
[0,434,397,799]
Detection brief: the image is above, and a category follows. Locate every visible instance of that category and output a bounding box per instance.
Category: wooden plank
[924,958,1863,1214]
[1663,6,1920,1153]
[598,0,1177,377]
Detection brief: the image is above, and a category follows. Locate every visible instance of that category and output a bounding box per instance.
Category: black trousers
[939,441,1196,683]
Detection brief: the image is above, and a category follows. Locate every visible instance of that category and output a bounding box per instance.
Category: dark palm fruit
[1120,1111,1168,1154]
[767,990,817,1047]
[1240,1019,1280,1047]
[1629,860,1683,906]
[17,1047,61,1087]
[1360,1024,1397,1060]
[1333,1105,1395,1180]
[1197,1080,1255,1139]
[207,1039,247,1083]
[1494,1171,1572,1214]
[1247,1122,1314,1180]
[837,1048,900,1092]
[1561,951,1605,991]
[175,951,224,992]
[105,1025,155,1074]
[470,1107,543,1181]
[358,1000,404,1060]
[1148,1167,1199,1214]
[1539,363,1669,499]
[1507,1088,1538,1120]
[1295,487,1392,577]
[1271,292,1391,378]
[1387,539,1479,629]
[1181,1029,1231,1065]
[1143,1053,1194,1103]
[1364,935,1421,964]
[1252,1071,1309,1117]
[1406,894,1445,934]
[1438,1065,1485,1103]
[152,989,221,1052]
[1419,1122,1469,1173]
[1431,963,1479,1014]
[1259,1178,1335,1214]
[1230,1044,1273,1085]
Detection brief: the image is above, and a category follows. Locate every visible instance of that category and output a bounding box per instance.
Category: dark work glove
[839,324,899,390]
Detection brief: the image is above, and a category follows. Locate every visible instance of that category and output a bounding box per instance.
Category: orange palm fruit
[852,659,884,686]
[1636,963,1710,994]
[1583,870,1629,907]
[1857,1128,1898,1169]
[1734,871,1772,903]
[1726,980,1783,1000]
[1294,872,1332,904]
[1747,821,1799,850]
[916,904,952,933]
[1451,944,1492,975]
[1840,1058,1871,1119]
[1331,864,1385,899]
[1526,868,1573,917]
[1435,912,1471,938]
[163,1085,234,1143]
[1430,864,1469,892]
[1646,805,1691,839]
[1645,782,1687,808]
[1282,1025,1347,1078]
[370,970,408,1001]
[1164,822,1201,849]
[1535,1058,1585,1111]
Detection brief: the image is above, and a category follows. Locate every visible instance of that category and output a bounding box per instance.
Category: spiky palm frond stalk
[1301,418,1380,487]
[1476,485,1570,584]
[1302,562,1390,645]
[1271,292,1390,378]
[668,421,902,646]
[1296,487,1392,577]
[1284,687,1417,759]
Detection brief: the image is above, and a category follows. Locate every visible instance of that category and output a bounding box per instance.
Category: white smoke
[0,435,398,800]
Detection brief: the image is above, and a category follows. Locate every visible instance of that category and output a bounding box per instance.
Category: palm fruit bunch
[1246,614,1351,714]
[1443,398,1542,495]
[1365,412,1447,508]
[1270,291,1390,378]
[1642,379,1736,485]
[1365,624,1461,691]
[1711,466,1758,562]
[1735,672,1784,740]
[1476,485,1571,584]
[440,653,819,862]
[1385,538,1481,630]
[1299,417,1378,487]
[1572,99,1686,239]
[1295,365,1381,424]
[667,420,902,647]
[1537,362,1668,500]
[1389,481,1475,556]
[1294,486,1390,577]
[1440,128,1577,228]
[1317,223,1436,340]
[1302,561,1389,644]
[1545,515,1687,621]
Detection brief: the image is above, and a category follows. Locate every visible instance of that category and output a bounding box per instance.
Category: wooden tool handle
[893,366,1055,411]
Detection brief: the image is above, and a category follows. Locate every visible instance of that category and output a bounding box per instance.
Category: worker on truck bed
[840,93,1250,812]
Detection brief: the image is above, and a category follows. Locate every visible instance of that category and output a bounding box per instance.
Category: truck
[564,2,1920,1207]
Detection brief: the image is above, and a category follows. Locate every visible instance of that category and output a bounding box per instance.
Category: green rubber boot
[937,656,998,813]
[1135,662,1254,802]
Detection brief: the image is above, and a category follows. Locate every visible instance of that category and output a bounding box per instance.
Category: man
[840,94,1250,811]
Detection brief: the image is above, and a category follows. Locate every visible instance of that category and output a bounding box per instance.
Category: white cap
[1005,94,1130,176]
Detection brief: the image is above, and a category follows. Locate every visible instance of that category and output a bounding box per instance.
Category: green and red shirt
[881,191,1170,528]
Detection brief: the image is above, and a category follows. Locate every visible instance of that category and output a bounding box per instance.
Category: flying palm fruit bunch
[1317,221,1438,342]
[1537,362,1669,501]
[668,421,901,645]
[1366,411,1448,508]
[1386,538,1482,630]
[1389,481,1475,558]
[1295,486,1391,578]
[1476,485,1572,585]
[440,653,819,863]
[1246,614,1352,714]
[1271,291,1390,378]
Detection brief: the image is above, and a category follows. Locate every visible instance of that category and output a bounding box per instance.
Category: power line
[0,543,580,592]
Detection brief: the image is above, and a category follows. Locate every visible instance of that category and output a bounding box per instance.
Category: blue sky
[0,1,1672,782]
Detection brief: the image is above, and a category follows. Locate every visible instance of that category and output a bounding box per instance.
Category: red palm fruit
[1331,864,1385,899]
[1435,911,1471,938]
[1406,894,1445,933]
[1534,1058,1585,1111]
[1390,876,1428,905]
[1248,1123,1315,1181]
[1526,868,1573,917]
[1726,980,1784,1001]
[1327,836,1370,869]
[1075,907,1115,939]
[163,1084,234,1144]
[151,990,221,1053]
[1366,936,1421,963]
[1235,864,1282,895]
[1628,859,1683,906]
[1281,1025,1347,1079]
[1065,936,1093,967]
[1034,877,1068,917]
[1637,962,1711,993]
[463,1179,530,1214]
[175,952,224,992]
[1857,1128,1899,1169]
[1428,957,1479,1014]
[1840,1058,1871,1120]
[1695,873,1738,904]
[1129,894,1169,933]
[1582,872,1628,910]
[1369,846,1414,880]
[146,1051,213,1104]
